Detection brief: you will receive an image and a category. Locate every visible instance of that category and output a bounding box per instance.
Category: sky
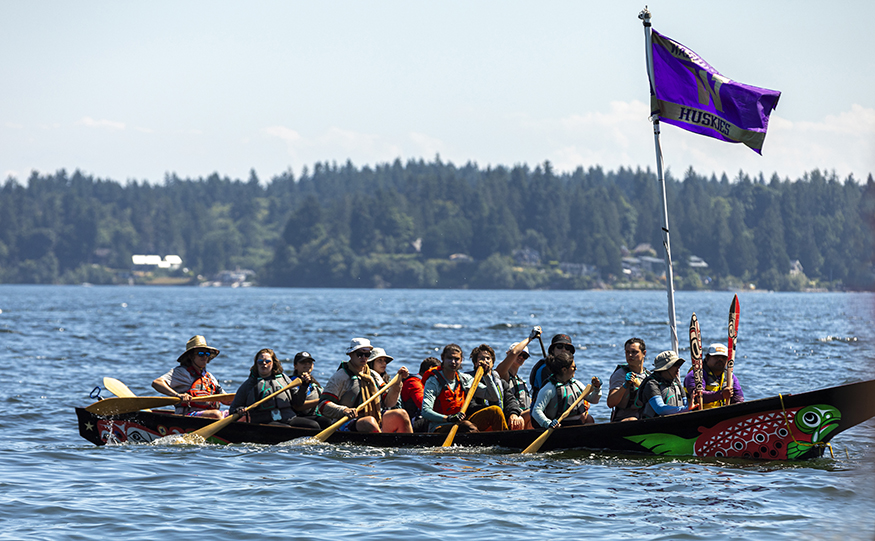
[2,1,873,185]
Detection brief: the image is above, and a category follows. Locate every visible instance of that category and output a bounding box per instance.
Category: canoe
[76,378,875,460]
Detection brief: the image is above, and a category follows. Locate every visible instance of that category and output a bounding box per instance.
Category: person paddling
[289,351,334,429]
[606,338,651,422]
[151,335,233,419]
[531,350,600,429]
[638,351,702,418]
[229,348,320,428]
[420,343,504,433]
[317,338,413,434]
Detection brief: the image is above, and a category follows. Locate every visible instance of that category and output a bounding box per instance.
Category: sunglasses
[354,350,372,358]
[196,351,212,357]
[553,343,574,352]
[257,359,273,364]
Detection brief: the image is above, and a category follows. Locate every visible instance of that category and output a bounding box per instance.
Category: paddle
[521,383,593,454]
[312,374,401,443]
[689,313,704,410]
[441,366,484,448]
[536,334,548,359]
[725,294,740,400]
[85,394,235,416]
[103,377,137,398]
[179,378,302,443]
[102,377,156,412]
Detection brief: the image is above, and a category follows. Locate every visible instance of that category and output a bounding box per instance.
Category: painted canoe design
[77,379,875,460]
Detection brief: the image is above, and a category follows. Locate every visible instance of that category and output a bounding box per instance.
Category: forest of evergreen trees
[1,158,873,291]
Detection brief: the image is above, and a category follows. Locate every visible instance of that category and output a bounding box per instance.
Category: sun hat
[653,350,685,372]
[368,347,393,363]
[293,351,316,364]
[346,337,372,355]
[706,343,729,357]
[548,334,575,354]
[176,335,219,363]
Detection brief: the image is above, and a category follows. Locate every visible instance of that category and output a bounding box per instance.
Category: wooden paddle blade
[441,425,460,448]
[725,294,740,390]
[103,377,137,398]
[85,396,179,415]
[187,412,243,440]
[521,427,555,454]
[441,367,484,447]
[689,313,704,410]
[312,415,351,442]
[520,383,591,454]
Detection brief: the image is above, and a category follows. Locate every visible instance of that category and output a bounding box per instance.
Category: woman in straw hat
[151,335,232,419]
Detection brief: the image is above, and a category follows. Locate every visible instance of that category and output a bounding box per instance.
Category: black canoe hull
[76,379,875,460]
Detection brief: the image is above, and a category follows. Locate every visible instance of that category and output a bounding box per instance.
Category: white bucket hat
[346,337,372,355]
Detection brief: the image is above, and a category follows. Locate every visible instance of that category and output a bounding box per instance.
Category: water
[0,286,872,540]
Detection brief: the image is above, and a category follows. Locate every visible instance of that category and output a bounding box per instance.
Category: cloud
[264,125,406,167]
[79,117,125,131]
[542,102,875,180]
[409,131,446,158]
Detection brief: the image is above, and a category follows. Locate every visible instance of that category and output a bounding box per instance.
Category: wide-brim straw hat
[176,335,220,363]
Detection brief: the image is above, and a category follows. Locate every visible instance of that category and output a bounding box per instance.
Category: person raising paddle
[317,338,413,434]
[151,335,233,419]
[683,343,744,409]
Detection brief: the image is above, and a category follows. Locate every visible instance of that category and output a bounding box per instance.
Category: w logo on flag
[649,29,781,154]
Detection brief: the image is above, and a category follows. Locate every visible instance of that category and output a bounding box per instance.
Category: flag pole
[639,7,679,353]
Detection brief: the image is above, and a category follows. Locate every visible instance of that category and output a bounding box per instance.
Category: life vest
[702,366,726,409]
[637,374,685,418]
[508,373,531,409]
[615,364,650,409]
[401,375,424,418]
[469,371,502,412]
[185,366,219,410]
[528,358,550,402]
[423,367,465,415]
[542,375,589,421]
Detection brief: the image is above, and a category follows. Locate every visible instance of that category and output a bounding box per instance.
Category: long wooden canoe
[76,379,875,460]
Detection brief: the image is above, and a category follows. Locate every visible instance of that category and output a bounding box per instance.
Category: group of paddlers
[150,327,745,434]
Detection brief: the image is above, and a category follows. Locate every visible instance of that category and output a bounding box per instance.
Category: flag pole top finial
[638,7,652,26]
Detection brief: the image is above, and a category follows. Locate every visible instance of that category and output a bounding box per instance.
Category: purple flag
[650,29,781,154]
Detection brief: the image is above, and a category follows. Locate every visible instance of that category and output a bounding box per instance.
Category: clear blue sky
[2,1,872,184]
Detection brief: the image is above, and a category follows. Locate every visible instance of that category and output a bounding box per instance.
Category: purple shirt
[683,367,744,406]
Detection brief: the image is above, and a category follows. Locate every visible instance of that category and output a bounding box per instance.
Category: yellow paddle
[85,394,236,416]
[102,377,154,412]
[441,366,484,448]
[178,378,302,443]
[521,383,592,454]
[312,374,400,443]
[103,377,137,398]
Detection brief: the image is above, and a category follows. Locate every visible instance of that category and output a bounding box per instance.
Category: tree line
[0,159,872,290]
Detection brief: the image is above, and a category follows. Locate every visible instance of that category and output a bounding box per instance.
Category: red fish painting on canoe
[626,404,841,459]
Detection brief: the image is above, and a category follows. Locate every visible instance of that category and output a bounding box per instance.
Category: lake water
[1,285,873,540]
